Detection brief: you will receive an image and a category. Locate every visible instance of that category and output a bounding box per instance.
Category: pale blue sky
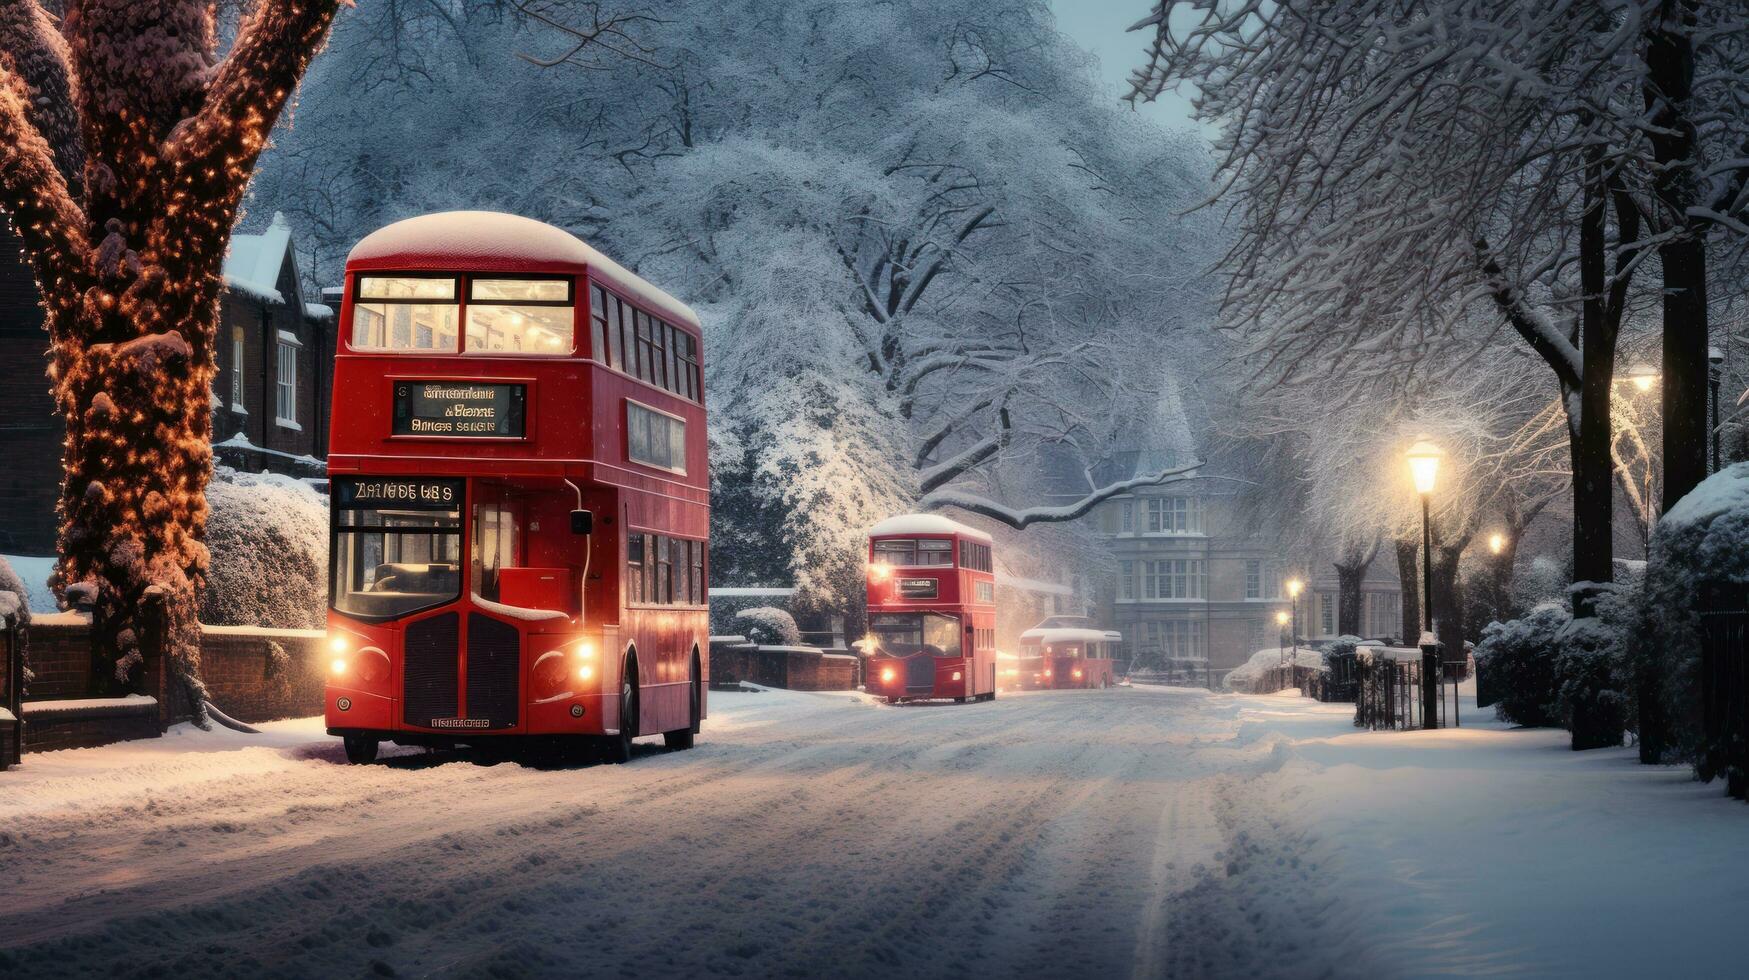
[1048,0,1208,138]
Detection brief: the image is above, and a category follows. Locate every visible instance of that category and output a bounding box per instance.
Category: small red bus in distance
[1016,626,1120,690]
[323,211,708,764]
[862,515,997,703]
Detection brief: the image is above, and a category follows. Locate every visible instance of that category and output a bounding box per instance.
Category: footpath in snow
[1,685,1744,978]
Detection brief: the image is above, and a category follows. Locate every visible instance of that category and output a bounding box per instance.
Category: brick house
[0,211,335,556]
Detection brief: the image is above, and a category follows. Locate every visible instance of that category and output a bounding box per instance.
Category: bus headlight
[1044,669,1053,678]
[577,664,595,682]
[1073,669,1083,679]
[952,671,962,682]
[329,635,348,654]
[881,667,896,683]
[576,640,596,661]
[330,657,348,676]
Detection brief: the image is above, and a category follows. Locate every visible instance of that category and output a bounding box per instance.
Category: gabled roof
[223,212,298,306]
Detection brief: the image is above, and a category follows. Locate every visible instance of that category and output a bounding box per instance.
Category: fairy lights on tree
[0,0,346,722]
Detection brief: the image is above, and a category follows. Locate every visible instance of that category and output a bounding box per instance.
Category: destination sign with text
[392,380,526,438]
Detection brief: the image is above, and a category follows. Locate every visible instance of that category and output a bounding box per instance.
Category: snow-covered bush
[1641,464,1749,776]
[1513,555,1570,611]
[1474,603,1566,728]
[734,606,804,647]
[1556,580,1635,750]
[200,467,327,629]
[1224,646,1322,694]
[0,555,31,689]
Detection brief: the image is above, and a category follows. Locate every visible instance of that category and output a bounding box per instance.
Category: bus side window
[590,285,608,365]
[626,532,644,604]
[613,297,631,374]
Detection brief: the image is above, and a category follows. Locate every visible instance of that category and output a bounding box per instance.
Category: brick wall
[23,702,160,753]
[0,219,62,555]
[196,626,327,723]
[24,617,94,700]
[707,640,858,692]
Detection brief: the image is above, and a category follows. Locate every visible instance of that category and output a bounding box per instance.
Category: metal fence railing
[1698,584,1749,800]
[1354,650,1462,731]
[2,613,21,769]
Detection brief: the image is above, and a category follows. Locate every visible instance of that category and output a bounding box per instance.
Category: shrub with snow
[1474,602,1566,728]
[1641,463,1749,776]
[201,467,327,629]
[0,555,31,689]
[1224,646,1323,694]
[734,606,805,647]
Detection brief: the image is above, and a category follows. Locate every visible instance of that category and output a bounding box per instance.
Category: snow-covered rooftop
[1019,627,1115,645]
[223,212,293,304]
[867,513,992,542]
[347,211,701,331]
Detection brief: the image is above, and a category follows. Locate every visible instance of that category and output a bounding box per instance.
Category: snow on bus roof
[346,210,701,331]
[867,513,992,542]
[1020,627,1115,644]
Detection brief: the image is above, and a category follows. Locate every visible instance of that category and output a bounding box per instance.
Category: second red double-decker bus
[323,211,708,764]
[1015,622,1121,690]
[862,515,998,703]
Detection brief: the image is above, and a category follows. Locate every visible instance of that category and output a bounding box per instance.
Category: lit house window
[275,335,300,429]
[230,326,245,409]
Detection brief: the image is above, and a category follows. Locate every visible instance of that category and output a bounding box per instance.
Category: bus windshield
[869,613,961,658]
[331,478,464,619]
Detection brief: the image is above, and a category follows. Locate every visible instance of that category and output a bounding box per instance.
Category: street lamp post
[1287,577,1304,681]
[1275,609,1291,684]
[1407,438,1443,730]
[1709,346,1724,474]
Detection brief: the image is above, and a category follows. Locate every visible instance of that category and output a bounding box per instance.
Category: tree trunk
[0,0,344,723]
[1395,537,1420,646]
[1431,546,1466,669]
[1646,0,1709,512]
[1335,562,1365,637]
[1571,138,1617,617]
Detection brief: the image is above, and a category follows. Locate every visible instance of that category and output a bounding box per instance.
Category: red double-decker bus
[862,515,997,703]
[323,211,708,764]
[1015,622,1121,690]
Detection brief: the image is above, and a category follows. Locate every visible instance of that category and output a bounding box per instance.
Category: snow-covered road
[4,685,1748,978]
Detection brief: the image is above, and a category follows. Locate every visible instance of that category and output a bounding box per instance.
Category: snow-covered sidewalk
[1,686,1743,977]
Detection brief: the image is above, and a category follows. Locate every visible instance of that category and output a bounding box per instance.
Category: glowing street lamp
[1407,436,1443,729]
[1627,363,1659,394]
[1286,577,1304,665]
[1489,532,1506,555]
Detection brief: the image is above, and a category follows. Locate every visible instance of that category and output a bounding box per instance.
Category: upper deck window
[873,538,954,567]
[352,276,460,353]
[590,283,701,402]
[466,278,574,355]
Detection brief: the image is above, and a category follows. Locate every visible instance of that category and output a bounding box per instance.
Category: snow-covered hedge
[200,467,327,630]
[0,555,31,690]
[733,606,804,647]
[1224,646,1323,694]
[1641,464,1749,773]
[1474,603,1567,728]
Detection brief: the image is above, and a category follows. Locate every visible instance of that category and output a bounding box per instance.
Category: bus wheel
[665,654,700,751]
[342,735,378,765]
[606,656,639,764]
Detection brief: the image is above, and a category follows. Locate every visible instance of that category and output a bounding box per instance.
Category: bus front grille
[466,613,521,729]
[906,654,935,692]
[404,612,460,726]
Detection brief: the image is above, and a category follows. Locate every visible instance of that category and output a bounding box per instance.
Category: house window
[1245,559,1262,599]
[1146,497,1201,533]
[275,338,299,428]
[230,326,245,409]
[1121,501,1134,533]
[1142,621,1205,661]
[1143,559,1203,599]
[1320,594,1335,636]
[1119,561,1134,600]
